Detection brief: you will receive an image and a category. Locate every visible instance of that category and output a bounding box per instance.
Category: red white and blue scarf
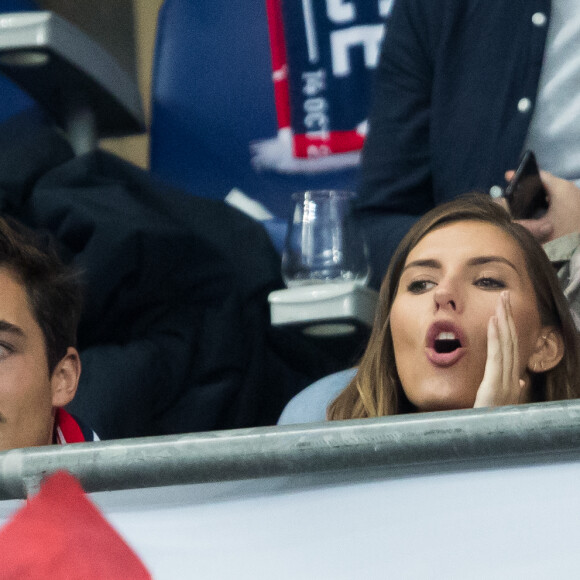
[54,408,99,444]
[253,0,393,173]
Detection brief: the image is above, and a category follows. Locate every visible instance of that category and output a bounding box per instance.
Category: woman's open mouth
[426,324,466,367]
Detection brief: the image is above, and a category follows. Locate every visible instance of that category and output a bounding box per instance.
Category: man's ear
[51,347,81,408]
[527,327,565,373]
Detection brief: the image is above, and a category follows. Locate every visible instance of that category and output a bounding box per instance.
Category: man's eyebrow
[0,320,25,337]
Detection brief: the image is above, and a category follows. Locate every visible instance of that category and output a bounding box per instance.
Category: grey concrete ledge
[2,399,580,499]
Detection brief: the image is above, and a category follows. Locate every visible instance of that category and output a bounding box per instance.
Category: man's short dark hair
[0,217,83,373]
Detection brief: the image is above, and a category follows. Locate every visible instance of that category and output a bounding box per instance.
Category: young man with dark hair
[0,216,95,449]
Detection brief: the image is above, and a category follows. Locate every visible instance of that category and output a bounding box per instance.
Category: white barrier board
[1,457,579,579]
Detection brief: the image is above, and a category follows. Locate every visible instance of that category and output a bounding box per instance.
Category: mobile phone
[503,150,548,220]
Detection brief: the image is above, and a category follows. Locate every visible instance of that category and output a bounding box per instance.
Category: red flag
[0,470,151,579]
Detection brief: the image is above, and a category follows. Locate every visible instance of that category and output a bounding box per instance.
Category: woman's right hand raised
[474,291,528,408]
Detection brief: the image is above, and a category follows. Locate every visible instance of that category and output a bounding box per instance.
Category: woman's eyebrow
[467,256,519,274]
[402,259,441,273]
[402,256,521,276]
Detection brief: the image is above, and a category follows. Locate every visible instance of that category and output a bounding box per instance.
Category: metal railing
[2,399,580,499]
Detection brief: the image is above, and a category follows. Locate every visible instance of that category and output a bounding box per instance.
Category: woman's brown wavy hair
[327,194,580,420]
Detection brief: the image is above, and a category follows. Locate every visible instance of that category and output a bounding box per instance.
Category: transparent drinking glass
[281,190,370,288]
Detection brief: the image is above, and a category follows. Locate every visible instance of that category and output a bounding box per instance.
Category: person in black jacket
[0,112,344,440]
[357,0,580,288]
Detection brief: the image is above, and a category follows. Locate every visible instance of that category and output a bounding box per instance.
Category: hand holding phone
[503,150,549,220]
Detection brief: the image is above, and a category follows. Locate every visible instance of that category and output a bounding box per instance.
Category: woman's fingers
[496,292,511,394]
[504,291,521,395]
[474,315,501,407]
[475,292,524,407]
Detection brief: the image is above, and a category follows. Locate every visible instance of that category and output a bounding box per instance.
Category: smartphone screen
[503,150,548,220]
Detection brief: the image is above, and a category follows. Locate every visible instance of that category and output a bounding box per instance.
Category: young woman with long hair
[279,195,580,424]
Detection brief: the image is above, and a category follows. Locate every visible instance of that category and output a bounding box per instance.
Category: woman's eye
[475,277,506,289]
[407,280,436,293]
